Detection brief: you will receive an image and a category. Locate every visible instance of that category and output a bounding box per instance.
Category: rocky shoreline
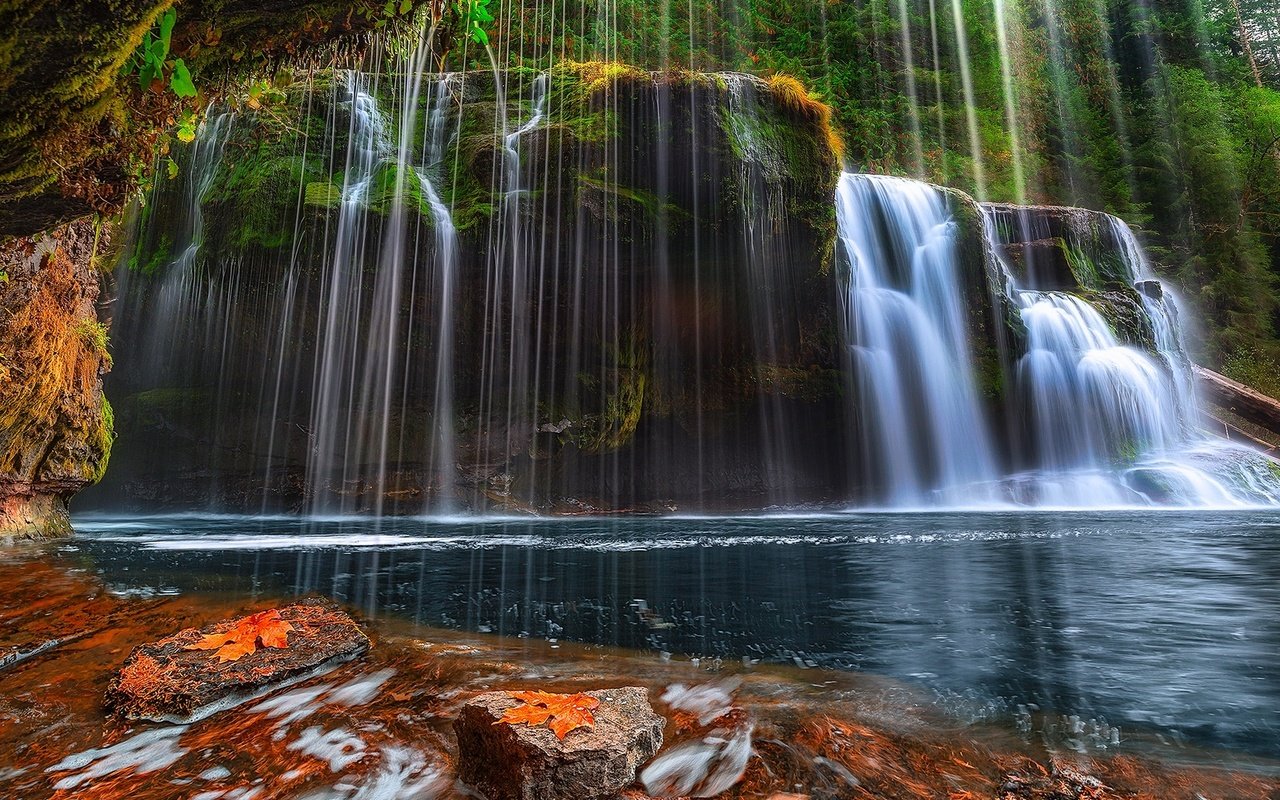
[1,544,1276,799]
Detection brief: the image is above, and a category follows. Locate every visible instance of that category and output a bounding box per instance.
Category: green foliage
[244,79,288,110]
[457,0,494,46]
[1223,346,1280,397]
[127,9,198,100]
[357,0,418,30]
[132,9,175,89]
[176,109,199,143]
[170,59,196,98]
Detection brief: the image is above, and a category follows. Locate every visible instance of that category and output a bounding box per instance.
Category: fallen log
[1194,365,1280,435]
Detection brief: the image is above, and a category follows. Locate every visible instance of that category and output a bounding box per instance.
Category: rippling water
[68,510,1280,760]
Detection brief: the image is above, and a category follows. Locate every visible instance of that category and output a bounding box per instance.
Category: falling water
[96,42,1280,515]
[476,72,550,484]
[986,207,1280,506]
[418,78,462,511]
[117,110,236,377]
[307,70,396,513]
[835,173,997,505]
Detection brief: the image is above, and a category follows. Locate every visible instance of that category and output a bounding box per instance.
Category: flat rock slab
[105,601,369,722]
[455,686,664,800]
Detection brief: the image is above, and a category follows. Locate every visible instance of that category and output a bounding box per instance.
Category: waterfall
[97,57,1280,516]
[1015,292,1182,472]
[835,173,998,505]
[832,175,1280,508]
[306,70,396,513]
[419,78,461,512]
[116,110,236,378]
[987,207,1280,506]
[473,72,550,489]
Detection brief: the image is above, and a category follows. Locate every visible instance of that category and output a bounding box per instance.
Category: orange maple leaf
[185,609,295,663]
[496,691,600,740]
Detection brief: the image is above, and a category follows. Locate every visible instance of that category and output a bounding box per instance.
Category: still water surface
[70,510,1280,760]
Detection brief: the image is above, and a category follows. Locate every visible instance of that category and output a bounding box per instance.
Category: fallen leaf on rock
[185,609,295,662]
[497,690,600,739]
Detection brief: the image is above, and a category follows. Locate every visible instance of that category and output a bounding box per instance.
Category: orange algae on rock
[105,601,369,721]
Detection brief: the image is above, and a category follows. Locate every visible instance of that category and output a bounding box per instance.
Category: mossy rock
[1081,289,1158,353]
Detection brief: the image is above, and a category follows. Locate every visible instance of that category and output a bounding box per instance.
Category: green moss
[1266,458,1280,483]
[973,344,1005,401]
[563,332,652,453]
[129,232,172,275]
[89,394,114,485]
[126,387,209,431]
[75,319,112,367]
[304,181,342,208]
[363,162,445,220]
[1111,436,1140,467]
[577,171,682,224]
[575,369,647,453]
[1063,239,1099,289]
[544,63,633,144]
[1062,237,1137,292]
[204,135,317,250]
[1082,290,1157,352]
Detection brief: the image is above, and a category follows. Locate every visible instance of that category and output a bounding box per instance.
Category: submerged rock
[454,686,663,800]
[104,601,369,722]
[640,724,753,797]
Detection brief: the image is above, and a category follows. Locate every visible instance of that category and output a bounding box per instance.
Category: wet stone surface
[104,601,370,722]
[454,686,664,800]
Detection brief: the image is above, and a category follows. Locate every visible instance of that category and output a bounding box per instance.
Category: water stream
[68,509,1280,761]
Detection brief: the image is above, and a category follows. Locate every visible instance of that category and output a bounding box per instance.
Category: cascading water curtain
[835,173,998,506]
[95,2,1280,515]
[982,206,1280,506]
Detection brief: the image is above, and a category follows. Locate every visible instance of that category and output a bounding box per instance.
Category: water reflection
[68,510,1280,757]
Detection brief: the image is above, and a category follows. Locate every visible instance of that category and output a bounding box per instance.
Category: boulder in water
[454,686,664,800]
[104,601,370,722]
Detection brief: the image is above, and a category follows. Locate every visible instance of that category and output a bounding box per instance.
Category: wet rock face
[85,68,851,516]
[981,202,1139,292]
[0,220,112,539]
[454,686,664,800]
[104,602,370,722]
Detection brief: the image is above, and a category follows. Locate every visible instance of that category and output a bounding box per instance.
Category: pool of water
[66,509,1280,761]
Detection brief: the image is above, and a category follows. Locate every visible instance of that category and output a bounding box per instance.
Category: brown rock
[0,220,113,539]
[454,686,664,800]
[104,601,369,722]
